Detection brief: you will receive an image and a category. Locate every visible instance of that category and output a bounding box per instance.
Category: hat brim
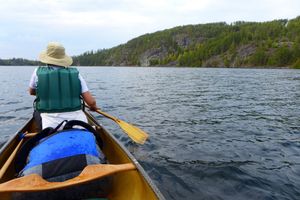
[39,51,73,67]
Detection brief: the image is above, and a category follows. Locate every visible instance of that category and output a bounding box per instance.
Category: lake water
[0,66,299,200]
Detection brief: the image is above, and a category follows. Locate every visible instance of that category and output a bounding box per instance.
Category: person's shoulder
[68,67,80,74]
[33,67,39,74]
[68,66,79,70]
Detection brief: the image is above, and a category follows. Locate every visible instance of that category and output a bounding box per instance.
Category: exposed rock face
[202,55,224,67]
[173,34,192,48]
[139,47,168,66]
[201,44,257,67]
[236,44,256,58]
[173,34,206,49]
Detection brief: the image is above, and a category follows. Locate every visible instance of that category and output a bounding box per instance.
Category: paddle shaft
[85,104,148,144]
[0,132,38,180]
[0,139,24,180]
[95,109,119,122]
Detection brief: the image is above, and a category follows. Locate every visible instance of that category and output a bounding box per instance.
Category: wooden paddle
[0,132,38,180]
[0,139,24,180]
[85,105,148,144]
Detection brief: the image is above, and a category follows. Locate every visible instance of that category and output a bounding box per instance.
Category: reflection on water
[0,66,299,200]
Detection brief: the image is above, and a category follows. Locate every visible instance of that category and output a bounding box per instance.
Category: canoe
[0,110,165,200]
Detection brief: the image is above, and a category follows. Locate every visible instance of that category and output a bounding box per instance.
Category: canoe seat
[0,163,135,192]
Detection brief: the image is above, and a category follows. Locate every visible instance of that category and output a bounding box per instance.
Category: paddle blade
[117,120,149,144]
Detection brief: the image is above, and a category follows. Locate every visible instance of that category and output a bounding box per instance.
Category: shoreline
[0,65,294,69]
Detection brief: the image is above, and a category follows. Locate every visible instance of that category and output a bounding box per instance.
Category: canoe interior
[0,118,39,183]
[0,111,163,200]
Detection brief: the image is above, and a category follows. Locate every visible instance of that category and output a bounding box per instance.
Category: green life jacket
[36,66,82,113]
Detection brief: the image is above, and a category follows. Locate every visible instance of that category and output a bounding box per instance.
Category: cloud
[176,0,214,12]
[0,0,299,59]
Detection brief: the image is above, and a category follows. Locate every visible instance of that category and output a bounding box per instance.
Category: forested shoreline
[2,17,300,68]
[0,58,38,66]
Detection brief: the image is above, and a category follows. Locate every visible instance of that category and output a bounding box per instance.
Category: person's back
[36,66,82,113]
[29,42,98,129]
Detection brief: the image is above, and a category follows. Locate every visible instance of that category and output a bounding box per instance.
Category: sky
[0,0,299,59]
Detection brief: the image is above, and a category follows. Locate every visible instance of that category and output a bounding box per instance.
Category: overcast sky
[0,0,299,59]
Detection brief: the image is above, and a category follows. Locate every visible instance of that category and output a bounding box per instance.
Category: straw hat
[39,42,73,67]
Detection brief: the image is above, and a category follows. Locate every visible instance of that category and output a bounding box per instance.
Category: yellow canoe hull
[0,111,164,200]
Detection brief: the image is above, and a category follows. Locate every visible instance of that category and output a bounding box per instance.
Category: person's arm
[29,68,38,96]
[29,88,36,95]
[82,91,98,111]
[78,73,98,111]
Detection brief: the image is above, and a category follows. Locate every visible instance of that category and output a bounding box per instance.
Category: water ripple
[0,67,300,200]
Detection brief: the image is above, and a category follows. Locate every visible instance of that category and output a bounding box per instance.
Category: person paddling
[28,42,98,129]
